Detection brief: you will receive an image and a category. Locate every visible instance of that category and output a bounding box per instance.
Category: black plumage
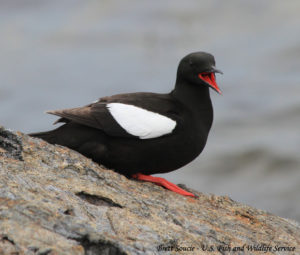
[30,52,222,179]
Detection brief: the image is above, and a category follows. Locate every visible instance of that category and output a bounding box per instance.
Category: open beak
[198,67,222,94]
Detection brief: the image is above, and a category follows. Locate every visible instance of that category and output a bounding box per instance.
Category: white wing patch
[107,103,176,139]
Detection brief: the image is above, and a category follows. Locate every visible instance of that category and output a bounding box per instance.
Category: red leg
[132,173,195,197]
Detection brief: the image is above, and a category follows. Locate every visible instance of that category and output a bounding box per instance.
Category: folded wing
[47,93,178,139]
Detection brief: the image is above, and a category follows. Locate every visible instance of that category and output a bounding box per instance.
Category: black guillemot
[30,52,222,197]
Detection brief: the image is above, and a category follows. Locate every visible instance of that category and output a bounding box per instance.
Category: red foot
[132,173,195,197]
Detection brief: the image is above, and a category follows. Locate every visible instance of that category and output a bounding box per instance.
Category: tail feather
[29,130,58,144]
[29,122,106,149]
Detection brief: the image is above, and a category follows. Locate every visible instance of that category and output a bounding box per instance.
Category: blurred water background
[1,1,300,222]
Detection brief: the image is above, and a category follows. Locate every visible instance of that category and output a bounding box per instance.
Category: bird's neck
[170,78,212,110]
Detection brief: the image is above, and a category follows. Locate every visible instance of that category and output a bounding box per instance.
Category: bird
[30,52,222,197]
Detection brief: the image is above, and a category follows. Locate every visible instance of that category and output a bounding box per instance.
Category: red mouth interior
[198,72,221,94]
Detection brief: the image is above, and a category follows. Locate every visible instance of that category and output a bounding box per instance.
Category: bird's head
[177,52,223,94]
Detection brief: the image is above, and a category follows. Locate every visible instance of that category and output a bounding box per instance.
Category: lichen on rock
[0,126,300,254]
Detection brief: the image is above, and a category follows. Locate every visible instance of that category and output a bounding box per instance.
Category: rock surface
[0,126,300,255]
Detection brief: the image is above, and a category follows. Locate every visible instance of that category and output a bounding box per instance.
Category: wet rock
[0,126,300,254]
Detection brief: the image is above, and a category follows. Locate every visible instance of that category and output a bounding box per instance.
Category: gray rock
[0,126,299,254]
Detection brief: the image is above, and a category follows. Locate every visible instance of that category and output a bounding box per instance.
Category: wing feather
[47,92,179,139]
